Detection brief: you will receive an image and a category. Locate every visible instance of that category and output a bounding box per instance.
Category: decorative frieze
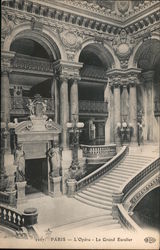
[128,174,160,212]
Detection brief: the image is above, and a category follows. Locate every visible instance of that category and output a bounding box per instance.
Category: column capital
[1,51,15,74]
[53,60,83,80]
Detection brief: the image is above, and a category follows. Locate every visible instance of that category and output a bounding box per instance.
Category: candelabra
[67,116,84,171]
[117,121,133,145]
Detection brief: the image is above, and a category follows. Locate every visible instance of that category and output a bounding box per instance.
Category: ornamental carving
[112,29,135,68]
[128,174,160,212]
[116,1,130,15]
[59,30,83,50]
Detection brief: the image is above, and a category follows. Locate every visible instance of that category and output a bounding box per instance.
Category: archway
[134,39,160,143]
[132,187,160,231]
[78,43,114,145]
[9,30,62,122]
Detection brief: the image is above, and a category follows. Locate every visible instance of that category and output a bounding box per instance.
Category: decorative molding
[112,29,135,69]
[107,68,141,87]
[128,174,160,212]
[1,51,15,73]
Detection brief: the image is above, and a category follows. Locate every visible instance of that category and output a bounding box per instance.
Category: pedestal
[112,191,124,219]
[67,178,77,197]
[16,181,26,204]
[6,190,17,206]
[49,176,62,197]
[23,207,38,227]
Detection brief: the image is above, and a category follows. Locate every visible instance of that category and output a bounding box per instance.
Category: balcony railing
[10,97,54,115]
[79,100,108,115]
[76,146,128,191]
[80,144,116,165]
[112,156,160,231]
[11,57,54,74]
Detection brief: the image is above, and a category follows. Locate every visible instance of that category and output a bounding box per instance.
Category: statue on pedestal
[47,142,61,177]
[14,143,25,182]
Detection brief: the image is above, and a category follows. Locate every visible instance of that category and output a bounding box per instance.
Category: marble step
[109,171,132,178]
[112,168,139,175]
[93,183,118,192]
[98,179,121,188]
[93,182,121,191]
[74,195,111,210]
[102,176,123,184]
[82,190,112,202]
[76,192,112,207]
[122,160,152,165]
[85,187,115,198]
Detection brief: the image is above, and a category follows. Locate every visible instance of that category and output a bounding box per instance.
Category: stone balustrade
[11,57,53,74]
[76,146,128,191]
[10,97,54,115]
[122,157,160,199]
[112,156,160,231]
[116,204,142,232]
[0,204,39,238]
[0,204,24,230]
[79,100,108,115]
[80,144,116,165]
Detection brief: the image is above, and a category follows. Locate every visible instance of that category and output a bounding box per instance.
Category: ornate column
[107,71,121,145]
[70,78,79,122]
[113,81,121,144]
[59,76,69,148]
[121,81,129,122]
[104,82,114,143]
[128,72,140,143]
[1,51,15,123]
[53,60,83,148]
[142,71,155,141]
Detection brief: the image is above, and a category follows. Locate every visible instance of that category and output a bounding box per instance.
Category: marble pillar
[104,83,113,143]
[129,81,137,142]
[1,71,10,123]
[113,84,121,144]
[60,76,69,148]
[142,71,155,142]
[70,78,79,122]
[121,84,129,122]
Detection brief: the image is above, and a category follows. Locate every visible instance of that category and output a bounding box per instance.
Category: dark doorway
[25,158,48,195]
[132,187,160,231]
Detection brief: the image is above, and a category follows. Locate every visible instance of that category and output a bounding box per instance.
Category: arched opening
[134,39,160,142]
[132,187,160,231]
[9,35,61,122]
[78,43,114,145]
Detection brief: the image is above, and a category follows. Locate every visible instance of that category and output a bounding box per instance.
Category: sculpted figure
[27,99,35,115]
[15,144,25,182]
[42,100,47,115]
[48,142,61,177]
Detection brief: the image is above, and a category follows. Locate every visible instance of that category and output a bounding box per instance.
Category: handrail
[0,204,24,230]
[112,156,160,231]
[76,146,128,191]
[121,157,160,200]
[117,204,142,232]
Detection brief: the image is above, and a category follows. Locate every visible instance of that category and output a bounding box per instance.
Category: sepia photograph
[1,0,160,249]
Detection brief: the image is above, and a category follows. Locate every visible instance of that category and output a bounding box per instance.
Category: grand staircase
[55,152,155,232]
[75,153,154,210]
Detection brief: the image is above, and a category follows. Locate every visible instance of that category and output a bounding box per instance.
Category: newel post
[67,178,77,197]
[112,191,124,219]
